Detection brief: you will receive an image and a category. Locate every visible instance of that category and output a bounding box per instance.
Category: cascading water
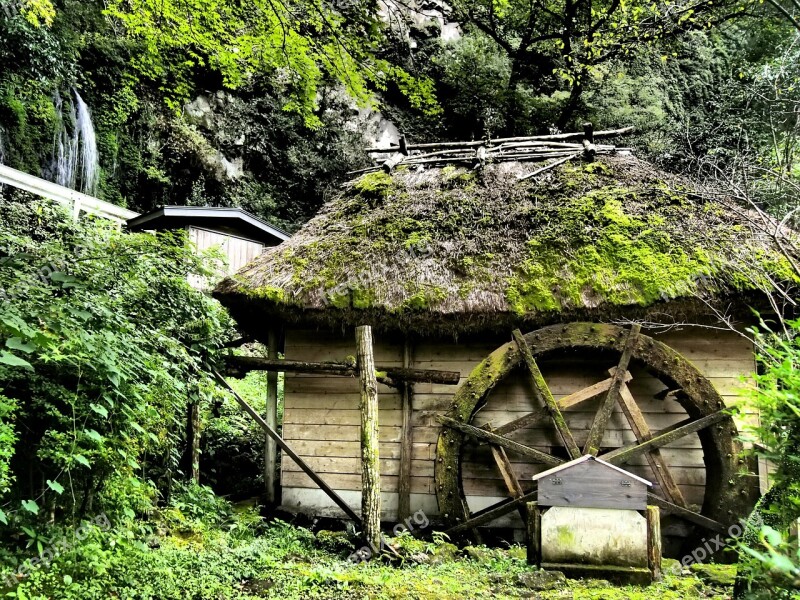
[49,89,100,195]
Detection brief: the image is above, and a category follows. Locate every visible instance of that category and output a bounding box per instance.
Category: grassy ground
[155,526,736,600]
[0,486,739,600]
[2,515,736,599]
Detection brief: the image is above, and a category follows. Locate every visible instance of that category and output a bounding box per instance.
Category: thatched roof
[214,155,798,336]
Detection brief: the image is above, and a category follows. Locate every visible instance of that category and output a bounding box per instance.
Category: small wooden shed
[127,205,289,275]
[214,148,796,555]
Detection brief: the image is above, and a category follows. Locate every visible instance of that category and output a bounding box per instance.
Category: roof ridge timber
[354,124,633,177]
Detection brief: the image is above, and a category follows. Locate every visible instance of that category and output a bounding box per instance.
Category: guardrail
[0,164,139,225]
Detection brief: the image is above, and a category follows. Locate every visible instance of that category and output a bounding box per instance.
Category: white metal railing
[0,164,139,225]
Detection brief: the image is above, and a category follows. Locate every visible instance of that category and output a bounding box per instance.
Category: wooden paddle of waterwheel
[434,323,757,548]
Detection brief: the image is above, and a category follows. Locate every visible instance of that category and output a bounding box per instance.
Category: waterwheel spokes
[512,329,581,459]
[435,323,748,545]
[599,410,731,465]
[484,424,529,520]
[491,370,633,436]
[616,379,688,507]
[436,415,563,466]
[583,323,642,455]
[647,494,726,533]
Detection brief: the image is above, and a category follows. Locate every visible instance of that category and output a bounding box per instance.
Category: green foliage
[735,319,800,597]
[434,32,514,138]
[200,370,284,497]
[437,0,751,129]
[0,191,231,529]
[19,0,56,28]
[103,0,438,125]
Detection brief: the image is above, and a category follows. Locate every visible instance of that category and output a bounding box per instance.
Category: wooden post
[356,325,381,551]
[527,502,542,567]
[188,401,201,483]
[265,327,279,504]
[646,505,662,581]
[397,338,413,521]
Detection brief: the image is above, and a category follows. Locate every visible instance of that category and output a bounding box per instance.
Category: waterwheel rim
[434,322,752,542]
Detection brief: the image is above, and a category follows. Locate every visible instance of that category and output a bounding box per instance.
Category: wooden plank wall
[280,327,757,524]
[188,226,265,275]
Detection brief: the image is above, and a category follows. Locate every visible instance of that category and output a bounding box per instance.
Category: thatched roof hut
[215,155,795,337]
[214,151,792,558]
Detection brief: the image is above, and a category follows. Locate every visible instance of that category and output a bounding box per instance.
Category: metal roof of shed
[127,206,289,246]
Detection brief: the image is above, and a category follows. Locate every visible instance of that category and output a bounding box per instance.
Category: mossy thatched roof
[214,155,798,336]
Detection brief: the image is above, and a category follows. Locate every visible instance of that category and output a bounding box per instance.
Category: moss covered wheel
[434,322,757,545]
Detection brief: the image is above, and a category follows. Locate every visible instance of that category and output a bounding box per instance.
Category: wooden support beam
[600,410,730,465]
[491,371,632,436]
[646,494,726,533]
[582,122,596,160]
[444,489,539,535]
[398,135,408,156]
[356,325,381,551]
[513,329,580,459]
[381,152,405,173]
[584,324,641,455]
[210,369,362,525]
[224,356,460,385]
[517,153,579,181]
[646,505,662,581]
[264,327,279,505]
[527,502,542,567]
[616,380,687,507]
[397,338,413,521]
[437,416,563,466]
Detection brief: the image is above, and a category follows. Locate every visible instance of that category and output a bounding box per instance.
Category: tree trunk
[556,80,585,131]
[188,402,201,484]
[356,325,381,553]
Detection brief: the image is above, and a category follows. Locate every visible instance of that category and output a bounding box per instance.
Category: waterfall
[49,89,100,196]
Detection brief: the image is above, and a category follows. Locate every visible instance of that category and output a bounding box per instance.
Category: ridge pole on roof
[356,325,381,552]
[381,153,404,173]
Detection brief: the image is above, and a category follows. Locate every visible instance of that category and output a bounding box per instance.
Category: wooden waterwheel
[434,322,756,544]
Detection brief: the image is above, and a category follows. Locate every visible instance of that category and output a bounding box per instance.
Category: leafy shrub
[0,191,231,533]
[735,319,800,598]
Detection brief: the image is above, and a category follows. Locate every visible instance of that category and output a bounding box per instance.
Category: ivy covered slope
[215,155,799,334]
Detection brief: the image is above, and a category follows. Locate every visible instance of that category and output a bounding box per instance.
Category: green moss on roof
[215,155,799,331]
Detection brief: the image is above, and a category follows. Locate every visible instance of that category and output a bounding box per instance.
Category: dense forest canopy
[0,0,797,228]
[2,0,800,597]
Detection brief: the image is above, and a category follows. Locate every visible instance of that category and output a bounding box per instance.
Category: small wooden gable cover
[532,455,652,510]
